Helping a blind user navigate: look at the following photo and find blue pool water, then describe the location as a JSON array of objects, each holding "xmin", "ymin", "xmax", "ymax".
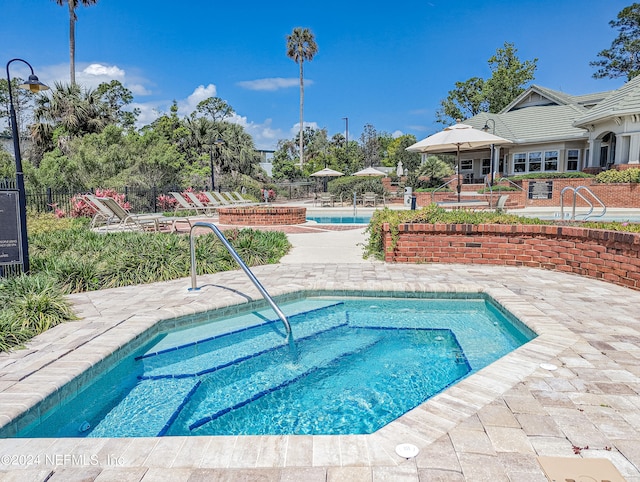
[
  {"xmin": 307, "ymin": 215, "xmax": 371, "ymax": 224},
  {"xmin": 15, "ymin": 294, "xmax": 535, "ymax": 438}
]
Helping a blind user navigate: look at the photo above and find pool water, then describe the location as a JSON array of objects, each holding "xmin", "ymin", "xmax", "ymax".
[
  {"xmin": 307, "ymin": 215, "xmax": 371, "ymax": 224},
  {"xmin": 15, "ymin": 295, "xmax": 535, "ymax": 438}
]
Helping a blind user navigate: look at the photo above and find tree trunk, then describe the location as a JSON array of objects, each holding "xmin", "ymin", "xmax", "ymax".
[
  {"xmin": 69, "ymin": 2, "xmax": 76, "ymax": 85},
  {"xmin": 299, "ymin": 59, "xmax": 304, "ymax": 167}
]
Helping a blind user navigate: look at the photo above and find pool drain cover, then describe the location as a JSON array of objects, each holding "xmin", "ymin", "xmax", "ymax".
[
  {"xmin": 395, "ymin": 443, "xmax": 419, "ymax": 459},
  {"xmin": 537, "ymin": 456, "xmax": 625, "ymax": 482}
]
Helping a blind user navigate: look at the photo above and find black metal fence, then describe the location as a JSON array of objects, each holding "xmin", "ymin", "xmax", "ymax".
[{"xmin": 0, "ymin": 180, "xmax": 317, "ymax": 215}]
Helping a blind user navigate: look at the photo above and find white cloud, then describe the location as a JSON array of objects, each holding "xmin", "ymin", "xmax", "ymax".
[
  {"xmin": 178, "ymin": 84, "xmax": 217, "ymax": 116},
  {"xmin": 37, "ymin": 62, "xmax": 152, "ymax": 95},
  {"xmin": 237, "ymin": 77, "xmax": 302, "ymax": 91},
  {"xmin": 391, "ymin": 130, "xmax": 404, "ymax": 138}
]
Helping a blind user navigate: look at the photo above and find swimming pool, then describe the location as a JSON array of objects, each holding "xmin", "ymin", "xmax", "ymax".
[
  {"xmin": 13, "ymin": 293, "xmax": 535, "ymax": 438},
  {"xmin": 307, "ymin": 215, "xmax": 371, "ymax": 224}
]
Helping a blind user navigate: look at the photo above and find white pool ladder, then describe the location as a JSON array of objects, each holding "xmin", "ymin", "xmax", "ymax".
[
  {"xmin": 559, "ymin": 186, "xmax": 606, "ymax": 221},
  {"xmin": 188, "ymin": 221, "xmax": 294, "ymax": 348}
]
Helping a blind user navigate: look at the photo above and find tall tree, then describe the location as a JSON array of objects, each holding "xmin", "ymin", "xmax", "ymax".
[
  {"xmin": 54, "ymin": 0, "xmax": 99, "ymax": 84},
  {"xmin": 436, "ymin": 42, "xmax": 537, "ymax": 125},
  {"xmin": 286, "ymin": 27, "xmax": 318, "ymax": 166},
  {"xmin": 591, "ymin": 3, "xmax": 640, "ymax": 80},
  {"xmin": 483, "ymin": 42, "xmax": 537, "ymax": 113}
]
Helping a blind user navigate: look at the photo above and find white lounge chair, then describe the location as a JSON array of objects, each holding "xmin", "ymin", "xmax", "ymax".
[
  {"xmin": 184, "ymin": 191, "xmax": 219, "ymax": 215},
  {"xmin": 89, "ymin": 196, "xmax": 174, "ymax": 232},
  {"xmin": 169, "ymin": 192, "xmax": 210, "ymax": 215}
]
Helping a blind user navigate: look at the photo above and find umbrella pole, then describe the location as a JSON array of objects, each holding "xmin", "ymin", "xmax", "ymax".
[{"xmin": 457, "ymin": 145, "xmax": 461, "ymax": 203}]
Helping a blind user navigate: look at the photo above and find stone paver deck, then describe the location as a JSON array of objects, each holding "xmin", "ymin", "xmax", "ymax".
[{"xmin": 1, "ymin": 223, "xmax": 640, "ymax": 480}]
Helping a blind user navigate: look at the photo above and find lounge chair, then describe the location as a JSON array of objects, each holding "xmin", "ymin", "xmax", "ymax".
[
  {"xmin": 90, "ymin": 196, "xmax": 175, "ymax": 232},
  {"xmin": 169, "ymin": 192, "xmax": 210, "ymax": 215},
  {"xmin": 208, "ymin": 191, "xmax": 234, "ymax": 206},
  {"xmin": 184, "ymin": 191, "xmax": 218, "ymax": 215},
  {"xmin": 227, "ymin": 191, "xmax": 254, "ymax": 204}
]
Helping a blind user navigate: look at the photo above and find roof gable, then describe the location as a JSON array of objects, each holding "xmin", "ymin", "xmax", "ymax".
[
  {"xmin": 501, "ymin": 85, "xmax": 572, "ymax": 113},
  {"xmin": 574, "ymin": 75, "xmax": 640, "ymax": 127}
]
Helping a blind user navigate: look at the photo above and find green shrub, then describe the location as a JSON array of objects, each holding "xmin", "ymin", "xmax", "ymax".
[
  {"xmin": 595, "ymin": 168, "xmax": 640, "ymax": 183},
  {"xmin": 0, "ymin": 273, "xmax": 76, "ymax": 351},
  {"xmin": 328, "ymin": 176, "xmax": 386, "ymax": 200}
]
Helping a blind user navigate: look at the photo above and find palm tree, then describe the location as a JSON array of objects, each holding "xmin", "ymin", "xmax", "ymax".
[
  {"xmin": 286, "ymin": 27, "xmax": 318, "ymax": 166},
  {"xmin": 54, "ymin": 0, "xmax": 99, "ymax": 84}
]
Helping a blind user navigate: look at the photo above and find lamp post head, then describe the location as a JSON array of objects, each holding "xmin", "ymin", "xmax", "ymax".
[
  {"xmin": 482, "ymin": 118, "xmax": 495, "ymax": 133},
  {"xmin": 19, "ymin": 74, "xmax": 49, "ymax": 93}
]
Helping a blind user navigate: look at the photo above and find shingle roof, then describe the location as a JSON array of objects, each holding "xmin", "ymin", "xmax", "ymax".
[
  {"xmin": 574, "ymin": 75, "xmax": 640, "ymax": 126},
  {"xmin": 465, "ymin": 104, "xmax": 589, "ymax": 145}
]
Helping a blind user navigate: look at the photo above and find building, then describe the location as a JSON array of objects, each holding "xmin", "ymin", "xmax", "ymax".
[{"xmin": 459, "ymin": 75, "xmax": 640, "ymax": 181}]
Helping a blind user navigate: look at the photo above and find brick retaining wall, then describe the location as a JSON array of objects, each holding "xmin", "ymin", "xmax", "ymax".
[
  {"xmin": 218, "ymin": 206, "xmax": 306, "ymax": 225},
  {"xmin": 383, "ymin": 223, "xmax": 640, "ymax": 290}
]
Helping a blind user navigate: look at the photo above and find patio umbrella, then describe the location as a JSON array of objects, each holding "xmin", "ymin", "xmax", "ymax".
[
  {"xmin": 310, "ymin": 167, "xmax": 343, "ymax": 191},
  {"xmin": 406, "ymin": 122, "xmax": 512, "ymax": 202},
  {"xmin": 353, "ymin": 167, "xmax": 386, "ymax": 176}
]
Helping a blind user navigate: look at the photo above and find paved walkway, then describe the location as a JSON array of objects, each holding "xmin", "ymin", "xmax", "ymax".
[{"xmin": 1, "ymin": 214, "xmax": 640, "ymax": 481}]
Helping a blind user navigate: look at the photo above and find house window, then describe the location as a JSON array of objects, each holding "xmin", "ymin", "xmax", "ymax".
[
  {"xmin": 567, "ymin": 149, "xmax": 579, "ymax": 171},
  {"xmin": 514, "ymin": 153, "xmax": 526, "ymax": 173},
  {"xmin": 544, "ymin": 151, "xmax": 558, "ymax": 171},
  {"xmin": 481, "ymin": 158, "xmax": 491, "ymax": 175},
  {"xmin": 460, "ymin": 159, "xmax": 473, "ymax": 171},
  {"xmin": 529, "ymin": 151, "xmax": 542, "ymax": 172}
]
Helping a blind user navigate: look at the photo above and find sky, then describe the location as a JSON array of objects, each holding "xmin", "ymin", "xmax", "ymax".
[{"xmin": 1, "ymin": 0, "xmax": 634, "ymax": 151}]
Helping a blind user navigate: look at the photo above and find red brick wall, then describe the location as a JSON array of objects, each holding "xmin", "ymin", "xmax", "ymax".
[
  {"xmin": 411, "ymin": 178, "xmax": 640, "ymax": 209},
  {"xmin": 383, "ymin": 223, "xmax": 640, "ymax": 290},
  {"xmin": 218, "ymin": 207, "xmax": 306, "ymax": 225}
]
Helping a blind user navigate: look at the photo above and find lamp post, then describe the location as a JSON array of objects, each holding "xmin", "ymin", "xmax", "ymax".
[
  {"xmin": 482, "ymin": 118, "xmax": 496, "ymax": 185},
  {"xmin": 209, "ymin": 138, "xmax": 224, "ymax": 191},
  {"xmin": 6, "ymin": 58, "xmax": 49, "ymax": 274}
]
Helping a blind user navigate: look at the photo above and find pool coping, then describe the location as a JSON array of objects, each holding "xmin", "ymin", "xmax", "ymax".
[{"xmin": 0, "ymin": 264, "xmax": 582, "ymax": 474}]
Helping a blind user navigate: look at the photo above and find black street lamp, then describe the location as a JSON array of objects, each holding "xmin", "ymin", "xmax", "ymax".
[
  {"xmin": 209, "ymin": 138, "xmax": 224, "ymax": 191},
  {"xmin": 482, "ymin": 118, "xmax": 496, "ymax": 185},
  {"xmin": 6, "ymin": 58, "xmax": 49, "ymax": 273}
]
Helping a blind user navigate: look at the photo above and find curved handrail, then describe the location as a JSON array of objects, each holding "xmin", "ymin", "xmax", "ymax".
[
  {"xmin": 431, "ymin": 178, "xmax": 457, "ymax": 203},
  {"xmin": 559, "ymin": 186, "xmax": 606, "ymax": 221},
  {"xmin": 189, "ymin": 222, "xmax": 294, "ymax": 348}
]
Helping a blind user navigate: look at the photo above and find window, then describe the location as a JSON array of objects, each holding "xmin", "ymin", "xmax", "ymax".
[
  {"xmin": 567, "ymin": 149, "xmax": 579, "ymax": 171},
  {"xmin": 514, "ymin": 153, "xmax": 526, "ymax": 173},
  {"xmin": 481, "ymin": 158, "xmax": 491, "ymax": 175},
  {"xmin": 460, "ymin": 159, "xmax": 473, "ymax": 171},
  {"xmin": 529, "ymin": 151, "xmax": 542, "ymax": 172},
  {"xmin": 544, "ymin": 151, "xmax": 558, "ymax": 171}
]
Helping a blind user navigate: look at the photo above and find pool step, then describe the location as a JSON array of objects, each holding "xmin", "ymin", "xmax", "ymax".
[
  {"xmin": 138, "ymin": 303, "xmax": 348, "ymax": 379},
  {"xmin": 181, "ymin": 329, "xmax": 382, "ymax": 434},
  {"xmin": 139, "ymin": 300, "xmax": 345, "ymax": 357},
  {"xmin": 88, "ymin": 378, "xmax": 201, "ymax": 437}
]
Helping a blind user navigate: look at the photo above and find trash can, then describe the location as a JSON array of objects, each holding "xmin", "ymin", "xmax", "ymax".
[{"xmin": 403, "ymin": 187, "xmax": 413, "ymax": 208}]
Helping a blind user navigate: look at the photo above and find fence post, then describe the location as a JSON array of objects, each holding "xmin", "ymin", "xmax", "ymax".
[{"xmin": 46, "ymin": 187, "xmax": 52, "ymax": 211}]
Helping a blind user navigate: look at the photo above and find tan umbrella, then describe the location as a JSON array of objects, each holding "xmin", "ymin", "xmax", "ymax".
[
  {"xmin": 353, "ymin": 167, "xmax": 386, "ymax": 176},
  {"xmin": 406, "ymin": 122, "xmax": 512, "ymax": 202},
  {"xmin": 310, "ymin": 167, "xmax": 343, "ymax": 191}
]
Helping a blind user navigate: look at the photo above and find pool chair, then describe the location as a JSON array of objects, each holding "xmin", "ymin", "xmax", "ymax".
[
  {"xmin": 184, "ymin": 191, "xmax": 219, "ymax": 215},
  {"xmin": 89, "ymin": 196, "xmax": 175, "ymax": 232},
  {"xmin": 494, "ymin": 194, "xmax": 509, "ymax": 213},
  {"xmin": 227, "ymin": 191, "xmax": 255, "ymax": 204},
  {"xmin": 207, "ymin": 190, "xmax": 235, "ymax": 206},
  {"xmin": 362, "ymin": 192, "xmax": 378, "ymax": 207},
  {"xmin": 169, "ymin": 192, "xmax": 210, "ymax": 215},
  {"xmin": 317, "ymin": 192, "xmax": 335, "ymax": 207}
]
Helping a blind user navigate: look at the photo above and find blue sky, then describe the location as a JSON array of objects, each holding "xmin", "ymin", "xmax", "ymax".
[{"xmin": 1, "ymin": 0, "xmax": 633, "ymax": 150}]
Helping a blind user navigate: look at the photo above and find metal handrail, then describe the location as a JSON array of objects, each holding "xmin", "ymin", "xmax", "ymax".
[
  {"xmin": 431, "ymin": 178, "xmax": 457, "ymax": 203},
  {"xmin": 189, "ymin": 222, "xmax": 294, "ymax": 348},
  {"xmin": 559, "ymin": 186, "xmax": 606, "ymax": 221}
]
